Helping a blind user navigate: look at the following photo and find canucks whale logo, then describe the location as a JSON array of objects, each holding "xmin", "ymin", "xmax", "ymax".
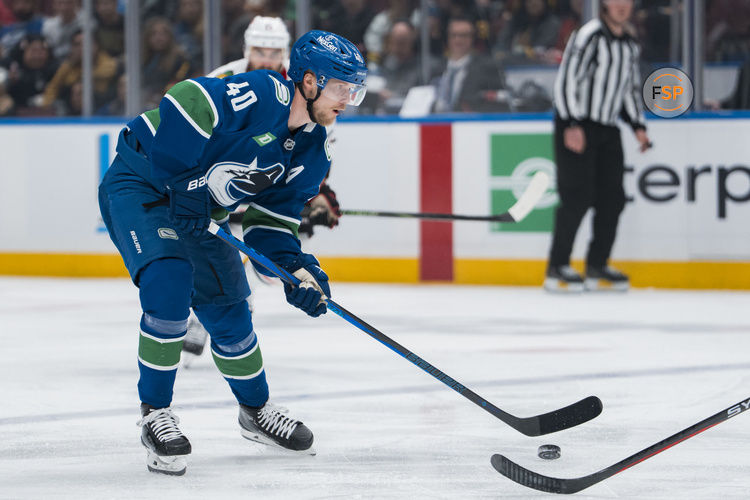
[{"xmin": 206, "ymin": 158, "xmax": 285, "ymax": 207}]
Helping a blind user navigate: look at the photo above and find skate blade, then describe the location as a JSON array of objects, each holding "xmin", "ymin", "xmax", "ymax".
[
  {"xmin": 584, "ymin": 278, "xmax": 629, "ymax": 292},
  {"xmin": 543, "ymin": 277, "xmax": 584, "ymax": 293},
  {"xmin": 145, "ymin": 450, "xmax": 188, "ymax": 476},
  {"xmin": 240, "ymin": 428, "xmax": 316, "ymax": 456}
]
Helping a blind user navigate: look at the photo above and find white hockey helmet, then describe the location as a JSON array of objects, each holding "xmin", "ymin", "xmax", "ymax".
[{"xmin": 243, "ymin": 16, "xmax": 290, "ymax": 57}]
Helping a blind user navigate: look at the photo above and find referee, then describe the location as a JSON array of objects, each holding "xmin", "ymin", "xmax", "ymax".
[{"xmin": 544, "ymin": 0, "xmax": 651, "ymax": 293}]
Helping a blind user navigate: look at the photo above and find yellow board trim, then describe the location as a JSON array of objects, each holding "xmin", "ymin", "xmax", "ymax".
[
  {"xmin": 318, "ymin": 257, "xmax": 419, "ymax": 283},
  {"xmin": 0, "ymin": 253, "xmax": 129, "ymax": 277},
  {"xmin": 1, "ymin": 253, "xmax": 749, "ymax": 289},
  {"xmin": 455, "ymin": 259, "xmax": 750, "ymax": 290}
]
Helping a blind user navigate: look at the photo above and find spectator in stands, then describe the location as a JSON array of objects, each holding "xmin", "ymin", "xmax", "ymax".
[
  {"xmin": 364, "ymin": 0, "xmax": 419, "ymax": 68},
  {"xmin": 42, "ymin": 29, "xmax": 119, "ymax": 113},
  {"xmin": 42, "ymin": 0, "xmax": 82, "ymax": 60},
  {"xmin": 60, "ymin": 77, "xmax": 81, "ymax": 114},
  {"xmin": 633, "ymin": 0, "xmax": 672, "ymax": 63},
  {"xmin": 0, "ymin": 0, "xmax": 43, "ymax": 60},
  {"xmin": 706, "ymin": 0, "xmax": 750, "ymax": 62},
  {"xmin": 141, "ymin": 16, "xmax": 190, "ymax": 110},
  {"xmin": 141, "ymin": 0, "xmax": 178, "ymax": 20},
  {"xmin": 94, "ymin": 0, "xmax": 124, "ymax": 59},
  {"xmin": 0, "ymin": 72, "xmax": 12, "ymax": 115},
  {"xmin": 0, "ymin": 0, "xmax": 17, "ymax": 25},
  {"xmin": 222, "ymin": 0, "xmax": 252, "ymax": 62},
  {"xmin": 174, "ymin": 0, "xmax": 203, "ymax": 75},
  {"xmin": 555, "ymin": 0, "xmax": 583, "ymax": 51},
  {"xmin": 494, "ymin": 0, "xmax": 560, "ymax": 65},
  {"xmin": 314, "ymin": 0, "xmax": 376, "ymax": 58},
  {"xmin": 4, "ymin": 33, "xmax": 56, "ymax": 114},
  {"xmin": 365, "ymin": 20, "xmax": 440, "ymax": 115},
  {"xmin": 432, "ymin": 0, "xmax": 491, "ymax": 54},
  {"xmin": 95, "ymin": 70, "xmax": 124, "ymax": 115},
  {"xmin": 433, "ymin": 17, "xmax": 508, "ymax": 113}
]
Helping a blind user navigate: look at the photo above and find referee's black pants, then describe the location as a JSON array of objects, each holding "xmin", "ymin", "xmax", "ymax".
[{"xmin": 548, "ymin": 118, "xmax": 626, "ymax": 269}]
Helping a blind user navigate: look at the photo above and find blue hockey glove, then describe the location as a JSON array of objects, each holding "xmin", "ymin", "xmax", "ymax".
[
  {"xmin": 166, "ymin": 167, "xmax": 211, "ymax": 237},
  {"xmin": 283, "ymin": 253, "xmax": 330, "ymax": 317}
]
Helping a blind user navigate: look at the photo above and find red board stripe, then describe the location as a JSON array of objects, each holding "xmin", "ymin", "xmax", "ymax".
[{"xmin": 419, "ymin": 124, "xmax": 453, "ymax": 281}]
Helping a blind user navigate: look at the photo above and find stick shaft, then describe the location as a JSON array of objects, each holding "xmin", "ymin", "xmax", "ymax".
[
  {"xmin": 209, "ymin": 221, "xmax": 601, "ymax": 436},
  {"xmin": 209, "ymin": 223, "xmax": 513, "ymax": 420},
  {"xmin": 341, "ymin": 209, "xmax": 513, "ymax": 222},
  {"xmin": 342, "ymin": 171, "xmax": 549, "ymax": 223}
]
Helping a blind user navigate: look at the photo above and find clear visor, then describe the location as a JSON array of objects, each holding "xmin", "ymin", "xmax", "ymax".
[
  {"xmin": 321, "ymin": 79, "xmax": 367, "ymax": 106},
  {"xmin": 247, "ymin": 46, "xmax": 285, "ymax": 62}
]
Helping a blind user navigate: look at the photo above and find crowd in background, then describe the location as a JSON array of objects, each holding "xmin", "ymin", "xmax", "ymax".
[{"xmin": 0, "ymin": 0, "xmax": 749, "ymax": 117}]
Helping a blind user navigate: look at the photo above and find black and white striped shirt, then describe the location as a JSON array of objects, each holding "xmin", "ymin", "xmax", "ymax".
[{"xmin": 554, "ymin": 18, "xmax": 646, "ymax": 130}]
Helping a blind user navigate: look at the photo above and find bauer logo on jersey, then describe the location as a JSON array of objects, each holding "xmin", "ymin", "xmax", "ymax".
[
  {"xmin": 206, "ymin": 158, "xmax": 285, "ymax": 207},
  {"xmin": 490, "ymin": 133, "xmax": 556, "ymax": 233}
]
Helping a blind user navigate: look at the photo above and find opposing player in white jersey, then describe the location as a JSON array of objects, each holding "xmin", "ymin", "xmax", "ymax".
[
  {"xmin": 210, "ymin": 16, "xmax": 291, "ymax": 79},
  {"xmin": 182, "ymin": 17, "xmax": 341, "ymax": 363}
]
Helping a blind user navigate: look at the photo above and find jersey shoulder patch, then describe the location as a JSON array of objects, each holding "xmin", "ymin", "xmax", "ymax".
[{"xmin": 268, "ymin": 74, "xmax": 291, "ymax": 106}]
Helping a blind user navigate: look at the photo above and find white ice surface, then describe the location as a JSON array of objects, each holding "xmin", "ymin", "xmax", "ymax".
[{"xmin": 0, "ymin": 277, "xmax": 748, "ymax": 499}]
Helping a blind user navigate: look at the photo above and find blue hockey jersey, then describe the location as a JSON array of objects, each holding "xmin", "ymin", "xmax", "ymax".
[{"xmin": 125, "ymin": 70, "xmax": 332, "ymax": 269}]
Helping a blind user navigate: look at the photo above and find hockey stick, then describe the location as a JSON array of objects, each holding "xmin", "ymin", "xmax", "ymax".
[
  {"xmin": 209, "ymin": 221, "xmax": 601, "ymax": 436},
  {"xmin": 491, "ymin": 395, "xmax": 750, "ymax": 494},
  {"xmin": 342, "ymin": 171, "xmax": 550, "ymax": 223}
]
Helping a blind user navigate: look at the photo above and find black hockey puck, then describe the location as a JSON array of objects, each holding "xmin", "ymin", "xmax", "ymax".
[{"xmin": 538, "ymin": 444, "xmax": 561, "ymax": 460}]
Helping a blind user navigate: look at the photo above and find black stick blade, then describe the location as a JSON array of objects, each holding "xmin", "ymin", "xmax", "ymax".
[
  {"xmin": 491, "ymin": 454, "xmax": 580, "ymax": 494},
  {"xmin": 531, "ymin": 396, "xmax": 603, "ymax": 436},
  {"xmin": 493, "ymin": 397, "xmax": 750, "ymax": 494}
]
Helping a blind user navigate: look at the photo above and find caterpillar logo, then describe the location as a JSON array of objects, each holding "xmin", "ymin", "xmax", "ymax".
[
  {"xmin": 624, "ymin": 164, "xmax": 750, "ymax": 219},
  {"xmin": 490, "ymin": 133, "xmax": 556, "ymax": 233}
]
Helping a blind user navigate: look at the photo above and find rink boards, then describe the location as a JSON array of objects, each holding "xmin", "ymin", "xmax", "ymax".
[{"xmin": 0, "ymin": 114, "xmax": 748, "ymax": 289}]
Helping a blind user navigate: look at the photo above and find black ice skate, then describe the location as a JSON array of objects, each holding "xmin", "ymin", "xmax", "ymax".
[
  {"xmin": 181, "ymin": 314, "xmax": 209, "ymax": 367},
  {"xmin": 138, "ymin": 404, "xmax": 192, "ymax": 475},
  {"xmin": 543, "ymin": 265, "xmax": 584, "ymax": 293},
  {"xmin": 585, "ymin": 265, "xmax": 629, "ymax": 292},
  {"xmin": 239, "ymin": 402, "xmax": 315, "ymax": 455}
]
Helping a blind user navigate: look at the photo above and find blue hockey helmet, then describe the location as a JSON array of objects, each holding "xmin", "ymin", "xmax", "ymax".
[{"xmin": 288, "ymin": 30, "xmax": 368, "ymax": 106}]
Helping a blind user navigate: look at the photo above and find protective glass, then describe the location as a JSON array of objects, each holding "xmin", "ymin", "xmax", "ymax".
[{"xmin": 321, "ymin": 79, "xmax": 367, "ymax": 106}]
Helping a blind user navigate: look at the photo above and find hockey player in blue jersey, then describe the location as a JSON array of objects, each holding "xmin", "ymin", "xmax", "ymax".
[
  {"xmin": 98, "ymin": 30, "xmax": 367, "ymax": 475},
  {"xmin": 181, "ymin": 16, "xmax": 343, "ymax": 364}
]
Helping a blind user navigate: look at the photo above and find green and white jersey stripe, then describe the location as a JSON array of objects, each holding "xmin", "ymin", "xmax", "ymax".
[
  {"xmin": 138, "ymin": 330, "xmax": 185, "ymax": 371},
  {"xmin": 140, "ymin": 109, "xmax": 160, "ymax": 135},
  {"xmin": 212, "ymin": 343, "xmax": 265, "ymax": 380},
  {"xmin": 164, "ymin": 79, "xmax": 219, "ymax": 138},
  {"xmin": 241, "ymin": 202, "xmax": 300, "ymax": 238}
]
